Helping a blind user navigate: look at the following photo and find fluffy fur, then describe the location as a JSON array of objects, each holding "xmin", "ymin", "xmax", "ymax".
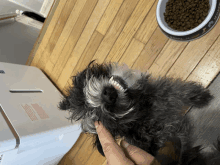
[{"xmin": 58, "ymin": 61, "xmax": 220, "ymax": 164}]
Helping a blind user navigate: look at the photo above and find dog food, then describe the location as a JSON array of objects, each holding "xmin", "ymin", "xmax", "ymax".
[{"xmin": 164, "ymin": 0, "xmax": 210, "ymax": 31}]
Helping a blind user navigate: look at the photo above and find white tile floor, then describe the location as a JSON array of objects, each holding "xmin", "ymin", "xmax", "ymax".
[
  {"xmin": 0, "ymin": 0, "xmax": 52, "ymax": 65},
  {"xmin": 0, "ymin": 0, "xmax": 30, "ymax": 14},
  {"xmin": 6, "ymin": 0, "xmax": 54, "ymax": 17}
]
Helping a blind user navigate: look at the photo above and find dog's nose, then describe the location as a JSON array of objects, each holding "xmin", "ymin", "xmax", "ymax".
[{"xmin": 102, "ymin": 86, "xmax": 118, "ymax": 104}]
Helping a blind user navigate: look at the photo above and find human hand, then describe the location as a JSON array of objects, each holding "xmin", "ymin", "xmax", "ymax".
[{"xmin": 94, "ymin": 121, "xmax": 157, "ymax": 165}]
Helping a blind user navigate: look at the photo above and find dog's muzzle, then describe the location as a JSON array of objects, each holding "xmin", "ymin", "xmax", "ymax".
[
  {"xmin": 101, "ymin": 76, "xmax": 127, "ymax": 105},
  {"xmin": 102, "ymin": 86, "xmax": 118, "ymax": 104}
]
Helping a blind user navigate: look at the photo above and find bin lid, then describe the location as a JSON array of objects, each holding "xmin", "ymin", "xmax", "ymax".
[
  {"xmin": 0, "ymin": 62, "xmax": 81, "ymax": 153},
  {"xmin": 0, "ymin": 105, "xmax": 17, "ymax": 153}
]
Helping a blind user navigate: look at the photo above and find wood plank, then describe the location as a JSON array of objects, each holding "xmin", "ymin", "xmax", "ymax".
[
  {"xmin": 43, "ymin": 0, "xmax": 87, "ymax": 76},
  {"xmin": 96, "ymin": 0, "xmax": 124, "ymax": 35},
  {"xmin": 84, "ymin": 149, "xmax": 106, "ymax": 165},
  {"xmin": 42, "ymin": 0, "xmax": 98, "ymax": 84},
  {"xmin": 132, "ymin": 26, "xmax": 168, "ymax": 72},
  {"xmin": 118, "ymin": 38, "xmax": 145, "ymax": 67},
  {"xmin": 102, "ymin": 160, "xmax": 107, "ymax": 165},
  {"xmin": 26, "ymin": 0, "xmax": 56, "ymax": 66},
  {"xmin": 36, "ymin": 0, "xmax": 77, "ymax": 70},
  {"xmin": 134, "ymin": 0, "xmax": 158, "ymax": 44},
  {"xmin": 30, "ymin": 0, "xmax": 68, "ymax": 67},
  {"xmin": 167, "ymin": 21, "xmax": 220, "ymax": 80},
  {"xmin": 92, "ymin": 0, "xmax": 140, "ymax": 63},
  {"xmin": 148, "ymin": 40, "xmax": 188, "ymax": 77},
  {"xmin": 105, "ymin": 0, "xmax": 155, "ymax": 62},
  {"xmin": 57, "ymin": 0, "xmax": 110, "ymax": 90},
  {"xmin": 187, "ymin": 35, "xmax": 220, "ymax": 87},
  {"xmin": 48, "ymin": 0, "xmax": 87, "ymax": 65},
  {"xmin": 58, "ymin": 133, "xmax": 88, "ymax": 165},
  {"xmin": 71, "ymin": 135, "xmax": 96, "ymax": 165},
  {"xmin": 64, "ymin": 31, "xmax": 104, "ymax": 90}
]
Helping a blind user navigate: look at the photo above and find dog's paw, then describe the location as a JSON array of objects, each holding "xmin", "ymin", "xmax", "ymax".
[{"xmin": 189, "ymin": 89, "xmax": 213, "ymax": 108}]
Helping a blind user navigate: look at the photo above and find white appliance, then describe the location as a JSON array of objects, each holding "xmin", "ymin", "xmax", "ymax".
[{"xmin": 0, "ymin": 62, "xmax": 81, "ymax": 165}]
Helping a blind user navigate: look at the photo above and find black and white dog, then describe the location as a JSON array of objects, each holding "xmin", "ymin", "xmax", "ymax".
[{"xmin": 58, "ymin": 61, "xmax": 220, "ymax": 164}]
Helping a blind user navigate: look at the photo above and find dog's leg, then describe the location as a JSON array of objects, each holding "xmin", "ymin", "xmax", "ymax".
[
  {"xmin": 182, "ymin": 82, "xmax": 213, "ymax": 108},
  {"xmin": 153, "ymin": 78, "xmax": 213, "ymax": 108}
]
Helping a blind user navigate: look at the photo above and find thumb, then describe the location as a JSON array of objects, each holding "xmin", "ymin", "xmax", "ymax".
[
  {"xmin": 95, "ymin": 121, "xmax": 134, "ymax": 165},
  {"xmin": 120, "ymin": 140, "xmax": 155, "ymax": 165}
]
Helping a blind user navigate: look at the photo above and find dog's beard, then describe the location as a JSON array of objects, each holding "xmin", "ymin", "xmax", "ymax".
[
  {"xmin": 81, "ymin": 110, "xmax": 98, "ymax": 134},
  {"xmin": 84, "ymin": 76, "xmax": 109, "ymax": 108}
]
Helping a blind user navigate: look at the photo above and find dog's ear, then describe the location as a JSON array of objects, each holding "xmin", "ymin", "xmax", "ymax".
[
  {"xmin": 58, "ymin": 96, "xmax": 71, "ymax": 110},
  {"xmin": 154, "ymin": 137, "xmax": 182, "ymax": 165},
  {"xmin": 58, "ymin": 70, "xmax": 89, "ymax": 121}
]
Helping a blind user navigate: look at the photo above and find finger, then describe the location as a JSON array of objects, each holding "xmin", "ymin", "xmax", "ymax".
[
  {"xmin": 95, "ymin": 121, "xmax": 134, "ymax": 165},
  {"xmin": 121, "ymin": 140, "xmax": 155, "ymax": 165}
]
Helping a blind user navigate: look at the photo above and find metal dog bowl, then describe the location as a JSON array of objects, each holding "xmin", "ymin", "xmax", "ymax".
[{"xmin": 156, "ymin": 0, "xmax": 220, "ymax": 41}]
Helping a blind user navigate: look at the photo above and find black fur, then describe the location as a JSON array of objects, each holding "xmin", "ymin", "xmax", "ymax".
[{"xmin": 58, "ymin": 62, "xmax": 220, "ymax": 164}]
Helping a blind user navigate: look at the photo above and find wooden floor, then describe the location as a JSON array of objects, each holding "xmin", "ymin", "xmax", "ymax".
[{"xmin": 26, "ymin": 0, "xmax": 220, "ymax": 164}]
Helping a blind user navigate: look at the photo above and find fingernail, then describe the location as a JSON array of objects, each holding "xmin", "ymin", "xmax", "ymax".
[
  {"xmin": 94, "ymin": 121, "xmax": 99, "ymax": 129},
  {"xmin": 122, "ymin": 141, "xmax": 129, "ymax": 148}
]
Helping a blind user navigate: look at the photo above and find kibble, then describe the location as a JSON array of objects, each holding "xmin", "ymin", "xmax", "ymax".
[{"xmin": 164, "ymin": 0, "xmax": 210, "ymax": 31}]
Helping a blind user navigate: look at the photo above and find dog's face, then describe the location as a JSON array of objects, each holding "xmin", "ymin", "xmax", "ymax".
[{"xmin": 59, "ymin": 62, "xmax": 148, "ymax": 134}]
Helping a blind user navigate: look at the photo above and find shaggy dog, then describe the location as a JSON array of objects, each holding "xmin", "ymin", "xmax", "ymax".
[{"xmin": 58, "ymin": 61, "xmax": 220, "ymax": 164}]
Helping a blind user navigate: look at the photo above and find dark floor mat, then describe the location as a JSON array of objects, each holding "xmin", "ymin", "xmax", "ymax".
[{"xmin": 186, "ymin": 72, "xmax": 220, "ymax": 150}]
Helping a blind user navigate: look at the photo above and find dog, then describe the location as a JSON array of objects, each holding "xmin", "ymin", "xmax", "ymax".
[{"xmin": 58, "ymin": 61, "xmax": 220, "ymax": 164}]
